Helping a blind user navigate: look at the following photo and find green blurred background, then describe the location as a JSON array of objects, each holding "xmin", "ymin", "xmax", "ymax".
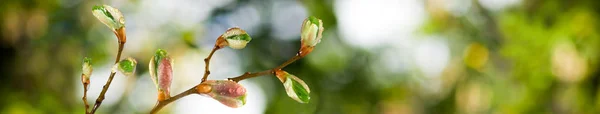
[{"xmin": 1, "ymin": 0, "xmax": 600, "ymax": 113}]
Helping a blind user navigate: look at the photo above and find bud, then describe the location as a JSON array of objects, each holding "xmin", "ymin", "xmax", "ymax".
[
  {"xmin": 275, "ymin": 70, "xmax": 310, "ymax": 103},
  {"xmin": 200, "ymin": 80, "xmax": 247, "ymax": 108},
  {"xmin": 92, "ymin": 5, "xmax": 125, "ymax": 31},
  {"xmin": 149, "ymin": 49, "xmax": 173, "ymax": 99},
  {"xmin": 299, "ymin": 16, "xmax": 324, "ymax": 57},
  {"xmin": 113, "ymin": 57, "xmax": 137, "ymax": 77},
  {"xmin": 301, "ymin": 16, "xmax": 324, "ymax": 47},
  {"xmin": 81, "ymin": 57, "xmax": 93, "ymax": 84},
  {"xmin": 92, "ymin": 5, "xmax": 127, "ymax": 43},
  {"xmin": 217, "ymin": 27, "xmax": 252, "ymax": 49}
]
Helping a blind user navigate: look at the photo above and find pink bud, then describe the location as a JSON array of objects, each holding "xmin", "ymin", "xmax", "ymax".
[
  {"xmin": 157, "ymin": 57, "xmax": 173, "ymax": 97},
  {"xmin": 201, "ymin": 80, "xmax": 247, "ymax": 108}
]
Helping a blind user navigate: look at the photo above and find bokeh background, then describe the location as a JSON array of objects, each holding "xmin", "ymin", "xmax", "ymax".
[{"xmin": 1, "ymin": 0, "xmax": 600, "ymax": 113}]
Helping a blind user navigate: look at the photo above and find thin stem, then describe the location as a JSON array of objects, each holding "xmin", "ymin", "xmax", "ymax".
[
  {"xmin": 90, "ymin": 41, "xmax": 125, "ymax": 114},
  {"xmin": 275, "ymin": 54, "xmax": 302, "ymax": 70},
  {"xmin": 228, "ymin": 54, "xmax": 303, "ymax": 82},
  {"xmin": 150, "ymin": 86, "xmax": 198, "ymax": 114},
  {"xmin": 228, "ymin": 70, "xmax": 274, "ymax": 82},
  {"xmin": 201, "ymin": 46, "xmax": 220, "ymax": 82},
  {"xmin": 115, "ymin": 42, "xmax": 124, "ymax": 63},
  {"xmin": 82, "ymin": 77, "xmax": 90, "ymax": 114}
]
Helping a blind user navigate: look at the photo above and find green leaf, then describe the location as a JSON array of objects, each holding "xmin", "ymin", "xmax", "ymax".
[
  {"xmin": 276, "ymin": 70, "xmax": 310, "ymax": 103},
  {"xmin": 307, "ymin": 16, "xmax": 321, "ymax": 26},
  {"xmin": 284, "ymin": 76, "xmax": 311, "ymax": 103},
  {"xmin": 290, "ymin": 77, "xmax": 310, "ymax": 102},
  {"xmin": 92, "ymin": 6, "xmax": 114, "ymax": 21},
  {"xmin": 92, "ymin": 5, "xmax": 125, "ymax": 30},
  {"xmin": 238, "ymin": 94, "xmax": 247, "ymax": 105},
  {"xmin": 116, "ymin": 57, "xmax": 137, "ymax": 77},
  {"xmin": 225, "ymin": 32, "xmax": 252, "ymax": 41},
  {"xmin": 151, "ymin": 49, "xmax": 168, "ymax": 78}
]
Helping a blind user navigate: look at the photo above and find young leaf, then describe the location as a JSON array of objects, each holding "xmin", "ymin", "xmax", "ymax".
[
  {"xmin": 301, "ymin": 16, "xmax": 324, "ymax": 47},
  {"xmin": 114, "ymin": 57, "xmax": 137, "ymax": 77},
  {"xmin": 92, "ymin": 5, "xmax": 125, "ymax": 30},
  {"xmin": 275, "ymin": 70, "xmax": 311, "ymax": 103},
  {"xmin": 201, "ymin": 80, "xmax": 247, "ymax": 108},
  {"xmin": 219, "ymin": 27, "xmax": 252, "ymax": 49},
  {"xmin": 149, "ymin": 49, "xmax": 173, "ymax": 97},
  {"xmin": 81, "ymin": 57, "xmax": 93, "ymax": 82}
]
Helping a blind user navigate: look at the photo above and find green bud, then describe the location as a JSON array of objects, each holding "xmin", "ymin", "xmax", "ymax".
[
  {"xmin": 114, "ymin": 57, "xmax": 137, "ymax": 77},
  {"xmin": 149, "ymin": 49, "xmax": 173, "ymax": 96},
  {"xmin": 222, "ymin": 27, "xmax": 252, "ymax": 49},
  {"xmin": 275, "ymin": 70, "xmax": 310, "ymax": 103},
  {"xmin": 301, "ymin": 16, "xmax": 324, "ymax": 47},
  {"xmin": 82, "ymin": 57, "xmax": 93, "ymax": 80},
  {"xmin": 92, "ymin": 5, "xmax": 125, "ymax": 30}
]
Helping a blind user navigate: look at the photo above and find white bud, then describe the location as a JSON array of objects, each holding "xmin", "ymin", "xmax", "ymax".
[
  {"xmin": 82, "ymin": 57, "xmax": 93, "ymax": 80},
  {"xmin": 301, "ymin": 16, "xmax": 324, "ymax": 47},
  {"xmin": 221, "ymin": 27, "xmax": 252, "ymax": 49}
]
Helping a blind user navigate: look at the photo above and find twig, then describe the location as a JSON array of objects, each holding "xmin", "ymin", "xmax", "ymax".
[
  {"xmin": 228, "ymin": 53, "xmax": 303, "ymax": 82},
  {"xmin": 228, "ymin": 70, "xmax": 274, "ymax": 82},
  {"xmin": 201, "ymin": 46, "xmax": 220, "ymax": 82},
  {"xmin": 90, "ymin": 41, "xmax": 125, "ymax": 114},
  {"xmin": 150, "ymin": 85, "xmax": 199, "ymax": 114},
  {"xmin": 82, "ymin": 74, "xmax": 90, "ymax": 114},
  {"xmin": 148, "ymin": 52, "xmax": 304, "ymax": 113},
  {"xmin": 275, "ymin": 54, "xmax": 303, "ymax": 70}
]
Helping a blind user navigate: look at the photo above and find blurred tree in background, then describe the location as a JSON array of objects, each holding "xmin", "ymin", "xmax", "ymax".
[{"xmin": 1, "ymin": 0, "xmax": 600, "ymax": 114}]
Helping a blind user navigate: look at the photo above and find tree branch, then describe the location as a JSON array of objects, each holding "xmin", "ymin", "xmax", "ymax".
[
  {"xmin": 148, "ymin": 52, "xmax": 305, "ymax": 113},
  {"xmin": 228, "ymin": 70, "xmax": 274, "ymax": 82},
  {"xmin": 201, "ymin": 46, "xmax": 220, "ymax": 82},
  {"xmin": 228, "ymin": 53, "xmax": 303, "ymax": 82},
  {"xmin": 90, "ymin": 41, "xmax": 125, "ymax": 114},
  {"xmin": 82, "ymin": 75, "xmax": 90, "ymax": 114},
  {"xmin": 150, "ymin": 85, "xmax": 200, "ymax": 114},
  {"xmin": 275, "ymin": 54, "xmax": 303, "ymax": 70}
]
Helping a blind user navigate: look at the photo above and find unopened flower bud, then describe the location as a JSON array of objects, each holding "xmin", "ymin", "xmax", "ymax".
[
  {"xmin": 149, "ymin": 49, "xmax": 173, "ymax": 99},
  {"xmin": 114, "ymin": 57, "xmax": 137, "ymax": 77},
  {"xmin": 275, "ymin": 70, "xmax": 310, "ymax": 103},
  {"xmin": 201, "ymin": 80, "xmax": 247, "ymax": 108},
  {"xmin": 81, "ymin": 57, "xmax": 93, "ymax": 84},
  {"xmin": 301, "ymin": 16, "xmax": 324, "ymax": 47},
  {"xmin": 217, "ymin": 27, "xmax": 252, "ymax": 49}
]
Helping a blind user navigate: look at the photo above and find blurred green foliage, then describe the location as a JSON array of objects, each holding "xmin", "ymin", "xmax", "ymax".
[{"xmin": 1, "ymin": 0, "xmax": 600, "ymax": 114}]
